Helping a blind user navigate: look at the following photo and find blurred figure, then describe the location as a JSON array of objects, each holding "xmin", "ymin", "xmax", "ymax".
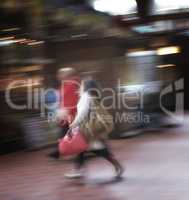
[
  {"xmin": 48, "ymin": 67, "xmax": 81, "ymax": 159},
  {"xmin": 65, "ymin": 79, "xmax": 123, "ymax": 178}
]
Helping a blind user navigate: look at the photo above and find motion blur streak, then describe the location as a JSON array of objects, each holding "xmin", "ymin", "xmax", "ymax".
[{"xmin": 0, "ymin": 0, "xmax": 187, "ymax": 200}]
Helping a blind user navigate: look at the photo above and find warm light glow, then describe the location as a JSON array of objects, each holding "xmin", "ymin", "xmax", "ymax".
[
  {"xmin": 9, "ymin": 78, "xmax": 43, "ymax": 89},
  {"xmin": 156, "ymin": 64, "xmax": 176, "ymax": 68},
  {"xmin": 157, "ymin": 46, "xmax": 180, "ymax": 55},
  {"xmin": 28, "ymin": 41, "xmax": 44, "ymax": 46},
  {"xmin": 93, "ymin": 0, "xmax": 137, "ymax": 15},
  {"xmin": 2, "ymin": 27, "xmax": 20, "ymax": 32},
  {"xmin": 9, "ymin": 65, "xmax": 43, "ymax": 73},
  {"xmin": 14, "ymin": 39, "xmax": 26, "ymax": 43},
  {"xmin": 0, "ymin": 36, "xmax": 15, "ymax": 41},
  {"xmin": 127, "ymin": 50, "xmax": 156, "ymax": 57}
]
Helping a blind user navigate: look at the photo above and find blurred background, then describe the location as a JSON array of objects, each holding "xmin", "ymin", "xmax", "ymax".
[{"xmin": 0, "ymin": 0, "xmax": 187, "ymax": 154}]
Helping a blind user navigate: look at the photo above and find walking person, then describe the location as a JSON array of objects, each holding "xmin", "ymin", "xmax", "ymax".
[
  {"xmin": 48, "ymin": 68, "xmax": 80, "ymax": 159},
  {"xmin": 65, "ymin": 79, "xmax": 123, "ymax": 178}
]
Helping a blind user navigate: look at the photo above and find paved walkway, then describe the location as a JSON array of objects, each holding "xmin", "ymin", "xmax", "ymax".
[{"xmin": 0, "ymin": 123, "xmax": 189, "ymax": 200}]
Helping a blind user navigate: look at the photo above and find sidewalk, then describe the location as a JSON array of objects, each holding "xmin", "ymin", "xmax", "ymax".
[{"xmin": 0, "ymin": 123, "xmax": 189, "ymax": 200}]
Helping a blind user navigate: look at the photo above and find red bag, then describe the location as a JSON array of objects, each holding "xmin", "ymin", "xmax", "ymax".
[{"xmin": 58, "ymin": 128, "xmax": 88, "ymax": 156}]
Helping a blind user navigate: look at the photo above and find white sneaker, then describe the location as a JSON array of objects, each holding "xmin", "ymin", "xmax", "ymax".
[{"xmin": 64, "ymin": 170, "xmax": 84, "ymax": 179}]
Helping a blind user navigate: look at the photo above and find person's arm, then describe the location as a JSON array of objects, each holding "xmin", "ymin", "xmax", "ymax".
[{"xmin": 70, "ymin": 93, "xmax": 91, "ymax": 128}]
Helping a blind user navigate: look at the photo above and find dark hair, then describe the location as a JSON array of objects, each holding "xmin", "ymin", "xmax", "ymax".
[{"xmin": 83, "ymin": 80, "xmax": 100, "ymax": 97}]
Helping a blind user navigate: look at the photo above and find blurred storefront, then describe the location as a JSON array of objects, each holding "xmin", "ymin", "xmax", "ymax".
[{"xmin": 0, "ymin": 0, "xmax": 187, "ymax": 153}]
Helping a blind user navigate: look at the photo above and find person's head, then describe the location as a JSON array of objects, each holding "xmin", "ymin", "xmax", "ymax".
[
  {"xmin": 81, "ymin": 79, "xmax": 100, "ymax": 97},
  {"xmin": 57, "ymin": 67, "xmax": 77, "ymax": 81}
]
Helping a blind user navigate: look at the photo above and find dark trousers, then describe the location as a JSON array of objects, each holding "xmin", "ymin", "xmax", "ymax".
[
  {"xmin": 59, "ymin": 123, "xmax": 70, "ymax": 138},
  {"xmin": 75, "ymin": 145, "xmax": 120, "ymax": 170}
]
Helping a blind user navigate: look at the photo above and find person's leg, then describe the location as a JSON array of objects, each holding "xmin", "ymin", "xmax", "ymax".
[
  {"xmin": 92, "ymin": 147, "xmax": 124, "ymax": 178},
  {"xmin": 75, "ymin": 152, "xmax": 86, "ymax": 169},
  {"xmin": 48, "ymin": 123, "xmax": 69, "ymax": 159},
  {"xmin": 64, "ymin": 152, "xmax": 86, "ymax": 178}
]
